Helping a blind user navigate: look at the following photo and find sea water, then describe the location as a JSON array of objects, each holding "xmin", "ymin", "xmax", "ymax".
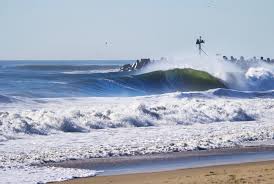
[{"xmin": 0, "ymin": 59, "xmax": 274, "ymax": 183}]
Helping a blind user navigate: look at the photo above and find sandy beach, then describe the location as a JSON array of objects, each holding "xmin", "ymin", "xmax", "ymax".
[{"xmin": 54, "ymin": 160, "xmax": 274, "ymax": 184}]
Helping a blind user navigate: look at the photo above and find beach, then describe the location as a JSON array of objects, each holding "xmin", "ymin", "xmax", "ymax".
[
  {"xmin": 54, "ymin": 160, "xmax": 274, "ymax": 184},
  {"xmin": 2, "ymin": 0, "xmax": 274, "ymax": 183}
]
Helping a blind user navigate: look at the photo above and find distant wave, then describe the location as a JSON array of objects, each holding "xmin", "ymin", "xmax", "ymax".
[
  {"xmin": 1, "ymin": 60, "xmax": 274, "ymax": 98},
  {"xmin": 11, "ymin": 64, "xmax": 120, "ymax": 71},
  {"xmin": 57, "ymin": 67, "xmax": 274, "ymax": 96},
  {"xmin": 67, "ymin": 68, "xmax": 226, "ymax": 96},
  {"xmin": 61, "ymin": 69, "xmax": 120, "ymax": 74}
]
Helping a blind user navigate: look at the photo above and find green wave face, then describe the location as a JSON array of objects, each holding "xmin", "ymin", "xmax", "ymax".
[
  {"xmin": 75, "ymin": 68, "xmax": 227, "ymax": 96},
  {"xmin": 133, "ymin": 68, "xmax": 227, "ymax": 92}
]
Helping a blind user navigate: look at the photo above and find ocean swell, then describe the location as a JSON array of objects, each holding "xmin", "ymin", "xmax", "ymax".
[{"xmin": 69, "ymin": 68, "xmax": 227, "ymax": 96}]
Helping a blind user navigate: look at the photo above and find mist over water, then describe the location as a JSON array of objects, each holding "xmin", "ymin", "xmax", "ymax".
[{"xmin": 139, "ymin": 55, "xmax": 274, "ymax": 91}]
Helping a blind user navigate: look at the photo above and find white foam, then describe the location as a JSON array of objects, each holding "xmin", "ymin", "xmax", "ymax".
[
  {"xmin": 1, "ymin": 92, "xmax": 274, "ymax": 183},
  {"xmin": 137, "ymin": 56, "xmax": 274, "ymax": 91},
  {"xmin": 0, "ymin": 166, "xmax": 96, "ymax": 184},
  {"xmin": 245, "ymin": 67, "xmax": 274, "ymax": 90},
  {"xmin": 62, "ymin": 69, "xmax": 119, "ymax": 74},
  {"xmin": 1, "ymin": 92, "xmax": 272, "ymax": 137}
]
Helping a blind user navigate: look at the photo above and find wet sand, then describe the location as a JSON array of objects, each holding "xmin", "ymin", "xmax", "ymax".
[{"xmin": 54, "ymin": 160, "xmax": 274, "ymax": 184}]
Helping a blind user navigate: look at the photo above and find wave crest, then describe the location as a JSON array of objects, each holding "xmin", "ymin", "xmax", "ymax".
[
  {"xmin": 245, "ymin": 67, "xmax": 274, "ymax": 90},
  {"xmin": 1, "ymin": 94, "xmax": 270, "ymax": 141}
]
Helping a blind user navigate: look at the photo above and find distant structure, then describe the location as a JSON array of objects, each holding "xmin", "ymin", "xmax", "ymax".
[
  {"xmin": 196, "ymin": 36, "xmax": 207, "ymax": 56},
  {"xmin": 221, "ymin": 55, "xmax": 274, "ymax": 69},
  {"xmin": 120, "ymin": 58, "xmax": 152, "ymax": 72},
  {"xmin": 120, "ymin": 57, "xmax": 167, "ymax": 72}
]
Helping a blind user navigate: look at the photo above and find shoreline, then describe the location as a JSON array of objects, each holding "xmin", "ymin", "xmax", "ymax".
[
  {"xmin": 49, "ymin": 145, "xmax": 274, "ymax": 170},
  {"xmin": 53, "ymin": 160, "xmax": 274, "ymax": 184},
  {"xmin": 48, "ymin": 145, "xmax": 274, "ymax": 183}
]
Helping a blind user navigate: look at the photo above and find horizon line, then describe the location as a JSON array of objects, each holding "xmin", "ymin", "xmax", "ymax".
[{"xmin": 0, "ymin": 59, "xmax": 136, "ymax": 61}]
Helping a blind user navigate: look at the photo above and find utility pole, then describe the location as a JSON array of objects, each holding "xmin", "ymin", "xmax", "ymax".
[{"xmin": 196, "ymin": 36, "xmax": 208, "ymax": 56}]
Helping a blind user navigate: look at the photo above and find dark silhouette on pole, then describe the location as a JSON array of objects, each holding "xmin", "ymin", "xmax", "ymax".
[{"xmin": 196, "ymin": 36, "xmax": 207, "ymax": 56}]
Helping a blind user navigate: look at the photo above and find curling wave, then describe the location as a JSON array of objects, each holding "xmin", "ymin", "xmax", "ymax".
[
  {"xmin": 71, "ymin": 68, "xmax": 227, "ymax": 96},
  {"xmin": 2, "ymin": 89, "xmax": 274, "ymax": 140}
]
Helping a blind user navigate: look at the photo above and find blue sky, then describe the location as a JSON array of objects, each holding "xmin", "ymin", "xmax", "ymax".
[{"xmin": 0, "ymin": 0, "xmax": 274, "ymax": 60}]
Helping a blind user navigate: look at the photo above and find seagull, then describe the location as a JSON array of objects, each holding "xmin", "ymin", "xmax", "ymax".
[{"xmin": 105, "ymin": 41, "xmax": 112, "ymax": 47}]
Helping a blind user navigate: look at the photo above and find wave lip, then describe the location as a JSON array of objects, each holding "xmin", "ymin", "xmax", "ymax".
[{"xmin": 210, "ymin": 88, "xmax": 274, "ymax": 98}]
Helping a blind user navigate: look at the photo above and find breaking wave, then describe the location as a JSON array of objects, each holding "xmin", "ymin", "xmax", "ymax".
[
  {"xmin": 245, "ymin": 67, "xmax": 274, "ymax": 90},
  {"xmin": 1, "ymin": 59, "xmax": 274, "ymax": 98},
  {"xmin": 2, "ymin": 90, "xmax": 273, "ymax": 140},
  {"xmin": 1, "ymin": 60, "xmax": 274, "ymax": 184},
  {"xmin": 68, "ymin": 68, "xmax": 226, "ymax": 96}
]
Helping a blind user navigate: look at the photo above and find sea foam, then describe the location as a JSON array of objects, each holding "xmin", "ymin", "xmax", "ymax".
[
  {"xmin": 0, "ymin": 91, "xmax": 274, "ymax": 183},
  {"xmin": 1, "ymin": 90, "xmax": 272, "ymax": 138}
]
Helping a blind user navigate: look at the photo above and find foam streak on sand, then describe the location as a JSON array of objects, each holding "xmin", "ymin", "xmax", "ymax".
[
  {"xmin": 54, "ymin": 160, "xmax": 274, "ymax": 184},
  {"xmin": 0, "ymin": 166, "xmax": 96, "ymax": 184},
  {"xmin": 0, "ymin": 90, "xmax": 274, "ymax": 183}
]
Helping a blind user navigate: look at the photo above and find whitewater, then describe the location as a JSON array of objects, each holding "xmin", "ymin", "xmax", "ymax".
[{"xmin": 0, "ymin": 58, "xmax": 274, "ymax": 183}]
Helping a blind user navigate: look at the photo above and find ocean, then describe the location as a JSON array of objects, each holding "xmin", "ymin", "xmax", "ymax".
[{"xmin": 0, "ymin": 59, "xmax": 274, "ymax": 183}]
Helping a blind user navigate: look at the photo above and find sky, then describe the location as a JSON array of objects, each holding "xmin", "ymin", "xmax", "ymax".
[{"xmin": 0, "ymin": 0, "xmax": 274, "ymax": 60}]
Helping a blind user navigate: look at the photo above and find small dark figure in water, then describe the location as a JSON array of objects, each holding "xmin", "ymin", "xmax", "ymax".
[
  {"xmin": 223, "ymin": 56, "xmax": 228, "ymax": 61},
  {"xmin": 266, "ymin": 58, "xmax": 271, "ymax": 63},
  {"xmin": 240, "ymin": 56, "xmax": 245, "ymax": 61},
  {"xmin": 260, "ymin": 57, "xmax": 265, "ymax": 61},
  {"xmin": 230, "ymin": 56, "xmax": 237, "ymax": 62}
]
